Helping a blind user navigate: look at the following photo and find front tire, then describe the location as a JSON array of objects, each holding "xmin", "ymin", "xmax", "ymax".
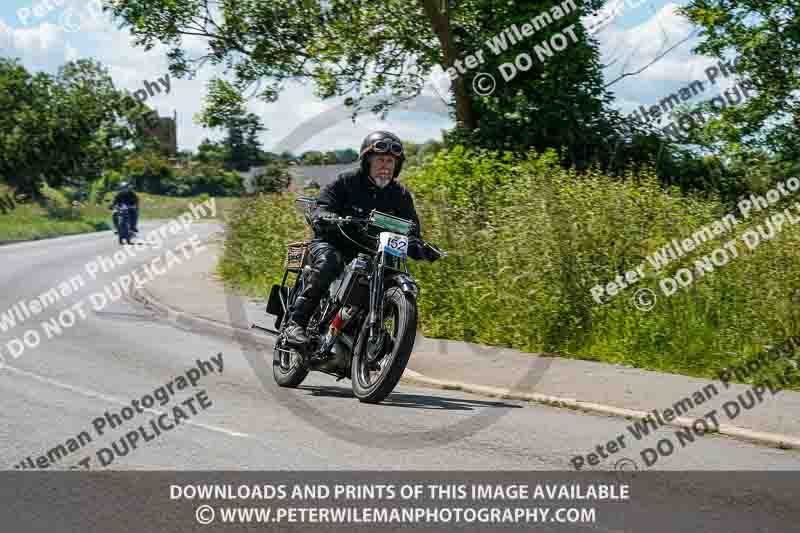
[
  {"xmin": 351, "ymin": 287, "xmax": 417, "ymax": 403},
  {"xmin": 118, "ymin": 217, "xmax": 130, "ymax": 245}
]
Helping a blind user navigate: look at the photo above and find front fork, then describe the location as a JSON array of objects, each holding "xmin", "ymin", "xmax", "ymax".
[{"xmin": 368, "ymin": 253, "xmax": 386, "ymax": 339}]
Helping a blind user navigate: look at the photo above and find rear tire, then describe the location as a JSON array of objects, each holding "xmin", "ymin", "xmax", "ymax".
[
  {"xmin": 351, "ymin": 287, "xmax": 417, "ymax": 404},
  {"xmin": 272, "ymin": 338, "xmax": 309, "ymax": 388}
]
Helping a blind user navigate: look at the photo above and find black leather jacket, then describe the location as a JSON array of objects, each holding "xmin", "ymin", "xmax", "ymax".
[
  {"xmin": 111, "ymin": 190, "xmax": 139, "ymax": 208},
  {"xmin": 312, "ymin": 169, "xmax": 425, "ymax": 260}
]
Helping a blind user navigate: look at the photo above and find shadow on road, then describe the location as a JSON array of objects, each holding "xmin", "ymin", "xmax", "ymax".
[{"xmin": 298, "ymin": 385, "xmax": 522, "ymax": 411}]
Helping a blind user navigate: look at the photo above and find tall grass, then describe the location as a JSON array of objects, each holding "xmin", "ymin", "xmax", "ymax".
[
  {"xmin": 218, "ymin": 194, "xmax": 309, "ymax": 295},
  {"xmin": 219, "ymin": 148, "xmax": 800, "ymax": 385}
]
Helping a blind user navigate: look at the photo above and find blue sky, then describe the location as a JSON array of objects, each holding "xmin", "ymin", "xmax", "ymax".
[{"xmin": 0, "ymin": 0, "xmax": 734, "ymax": 154}]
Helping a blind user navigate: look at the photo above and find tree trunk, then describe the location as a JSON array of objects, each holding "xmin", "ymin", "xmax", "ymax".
[{"xmin": 419, "ymin": 0, "xmax": 478, "ymax": 131}]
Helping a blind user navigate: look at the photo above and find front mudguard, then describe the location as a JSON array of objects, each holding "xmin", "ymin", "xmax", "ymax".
[{"xmin": 385, "ymin": 273, "xmax": 419, "ymax": 300}]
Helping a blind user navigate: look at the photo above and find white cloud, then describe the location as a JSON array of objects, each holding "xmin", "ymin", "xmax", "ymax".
[
  {"xmin": 592, "ymin": 1, "xmax": 757, "ymax": 122},
  {"xmin": 583, "ymin": 0, "xmax": 627, "ymax": 37},
  {"xmin": 0, "ymin": 22, "xmax": 70, "ymax": 70},
  {"xmin": 598, "ymin": 3, "xmax": 709, "ymax": 86}
]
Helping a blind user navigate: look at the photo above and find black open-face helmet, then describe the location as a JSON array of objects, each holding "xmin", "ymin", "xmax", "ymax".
[{"xmin": 359, "ymin": 131, "xmax": 405, "ymax": 179}]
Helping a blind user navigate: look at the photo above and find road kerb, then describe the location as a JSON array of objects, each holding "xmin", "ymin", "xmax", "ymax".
[
  {"xmin": 401, "ymin": 370, "xmax": 800, "ymax": 451},
  {"xmin": 131, "ymin": 284, "xmax": 800, "ymax": 453},
  {"xmin": 128, "ymin": 283, "xmax": 272, "ymax": 349}
]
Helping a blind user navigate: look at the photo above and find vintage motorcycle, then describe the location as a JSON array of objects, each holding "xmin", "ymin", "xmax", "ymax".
[
  {"xmin": 263, "ymin": 196, "xmax": 446, "ymax": 403},
  {"xmin": 113, "ymin": 205, "xmax": 136, "ymax": 245}
]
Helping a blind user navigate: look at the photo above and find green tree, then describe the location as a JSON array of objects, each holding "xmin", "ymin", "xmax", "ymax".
[
  {"xmin": 166, "ymin": 160, "xmax": 244, "ymax": 196},
  {"xmin": 221, "ymin": 111, "xmax": 265, "ymax": 171},
  {"xmin": 107, "ymin": 0, "xmax": 614, "ymax": 166},
  {"xmin": 123, "ymin": 151, "xmax": 175, "ymax": 193},
  {"xmin": 679, "ymin": 1, "xmax": 800, "ymax": 163},
  {"xmin": 334, "ymin": 148, "xmax": 359, "ymax": 163},
  {"xmin": 301, "ymin": 150, "xmax": 324, "ymax": 165},
  {"xmin": 195, "ymin": 139, "xmax": 227, "ymax": 163},
  {"xmin": 0, "ymin": 58, "xmax": 162, "ymax": 194},
  {"xmin": 252, "ymin": 163, "xmax": 291, "ymax": 193},
  {"xmin": 322, "ymin": 150, "xmax": 337, "ymax": 165}
]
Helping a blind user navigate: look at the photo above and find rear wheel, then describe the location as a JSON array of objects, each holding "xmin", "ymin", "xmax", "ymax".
[
  {"xmin": 272, "ymin": 338, "xmax": 309, "ymax": 387},
  {"xmin": 351, "ymin": 287, "xmax": 417, "ymax": 403}
]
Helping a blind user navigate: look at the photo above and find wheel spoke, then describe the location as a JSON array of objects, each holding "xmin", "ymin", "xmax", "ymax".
[{"xmin": 358, "ymin": 298, "xmax": 400, "ymax": 387}]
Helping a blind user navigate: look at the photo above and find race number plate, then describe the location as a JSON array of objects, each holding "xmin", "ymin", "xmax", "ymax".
[{"xmin": 379, "ymin": 232, "xmax": 409, "ymax": 258}]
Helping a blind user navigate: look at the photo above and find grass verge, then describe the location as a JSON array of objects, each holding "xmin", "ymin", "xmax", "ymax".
[
  {"xmin": 0, "ymin": 204, "xmax": 109, "ymax": 243},
  {"xmin": 0, "ymin": 193, "xmax": 237, "ymax": 243}
]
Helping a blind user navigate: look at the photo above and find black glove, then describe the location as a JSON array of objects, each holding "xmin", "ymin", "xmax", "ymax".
[
  {"xmin": 309, "ymin": 210, "xmax": 334, "ymax": 235},
  {"xmin": 407, "ymin": 239, "xmax": 426, "ymax": 261},
  {"xmin": 409, "ymin": 239, "xmax": 441, "ymax": 262},
  {"xmin": 422, "ymin": 243, "xmax": 441, "ymax": 262}
]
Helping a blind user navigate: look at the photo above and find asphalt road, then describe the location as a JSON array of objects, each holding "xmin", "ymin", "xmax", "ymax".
[{"xmin": 1, "ymin": 223, "xmax": 799, "ymax": 530}]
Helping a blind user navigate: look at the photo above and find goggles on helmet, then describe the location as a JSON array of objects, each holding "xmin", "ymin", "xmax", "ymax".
[{"xmin": 362, "ymin": 139, "xmax": 404, "ymax": 158}]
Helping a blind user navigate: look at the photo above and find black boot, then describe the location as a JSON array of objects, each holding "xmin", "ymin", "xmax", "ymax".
[
  {"xmin": 285, "ymin": 319, "xmax": 310, "ymax": 346},
  {"xmin": 284, "ymin": 296, "xmax": 315, "ymax": 347}
]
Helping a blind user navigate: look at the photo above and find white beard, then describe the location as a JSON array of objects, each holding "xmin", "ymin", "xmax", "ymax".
[{"xmin": 372, "ymin": 175, "xmax": 391, "ymax": 188}]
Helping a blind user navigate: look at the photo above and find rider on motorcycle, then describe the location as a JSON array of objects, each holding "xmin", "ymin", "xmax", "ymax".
[
  {"xmin": 111, "ymin": 182, "xmax": 140, "ymax": 234},
  {"xmin": 284, "ymin": 131, "xmax": 440, "ymax": 347}
]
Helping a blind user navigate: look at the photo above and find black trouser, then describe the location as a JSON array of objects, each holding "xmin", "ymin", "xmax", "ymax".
[
  {"xmin": 289, "ymin": 240, "xmax": 350, "ymax": 327},
  {"xmin": 113, "ymin": 207, "xmax": 139, "ymax": 232}
]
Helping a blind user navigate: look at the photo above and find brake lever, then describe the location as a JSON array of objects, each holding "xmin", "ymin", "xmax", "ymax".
[{"xmin": 426, "ymin": 242, "xmax": 448, "ymax": 259}]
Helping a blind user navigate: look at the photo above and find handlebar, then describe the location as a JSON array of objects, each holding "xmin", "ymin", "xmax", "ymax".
[
  {"xmin": 320, "ymin": 215, "xmax": 369, "ymax": 224},
  {"xmin": 319, "ymin": 215, "xmax": 448, "ymax": 259}
]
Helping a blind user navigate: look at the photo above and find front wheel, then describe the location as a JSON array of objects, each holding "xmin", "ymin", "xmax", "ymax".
[
  {"xmin": 351, "ymin": 287, "xmax": 417, "ymax": 403},
  {"xmin": 118, "ymin": 216, "xmax": 131, "ymax": 245}
]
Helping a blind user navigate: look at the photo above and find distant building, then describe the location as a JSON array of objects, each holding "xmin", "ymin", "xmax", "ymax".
[
  {"xmin": 144, "ymin": 110, "xmax": 178, "ymax": 156},
  {"xmin": 288, "ymin": 163, "xmax": 358, "ymax": 190}
]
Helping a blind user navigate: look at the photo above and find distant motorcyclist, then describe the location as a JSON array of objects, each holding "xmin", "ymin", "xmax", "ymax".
[
  {"xmin": 284, "ymin": 131, "xmax": 440, "ymax": 347},
  {"xmin": 111, "ymin": 182, "xmax": 139, "ymax": 234}
]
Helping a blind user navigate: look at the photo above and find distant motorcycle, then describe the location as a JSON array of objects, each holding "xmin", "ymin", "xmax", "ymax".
[
  {"xmin": 263, "ymin": 197, "xmax": 446, "ymax": 403},
  {"xmin": 113, "ymin": 205, "xmax": 136, "ymax": 245}
]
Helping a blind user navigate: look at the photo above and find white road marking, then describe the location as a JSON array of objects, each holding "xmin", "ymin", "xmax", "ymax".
[{"xmin": 2, "ymin": 364, "xmax": 252, "ymax": 438}]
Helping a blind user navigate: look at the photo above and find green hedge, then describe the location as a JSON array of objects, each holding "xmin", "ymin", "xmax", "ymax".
[{"xmin": 219, "ymin": 148, "xmax": 800, "ymax": 385}]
